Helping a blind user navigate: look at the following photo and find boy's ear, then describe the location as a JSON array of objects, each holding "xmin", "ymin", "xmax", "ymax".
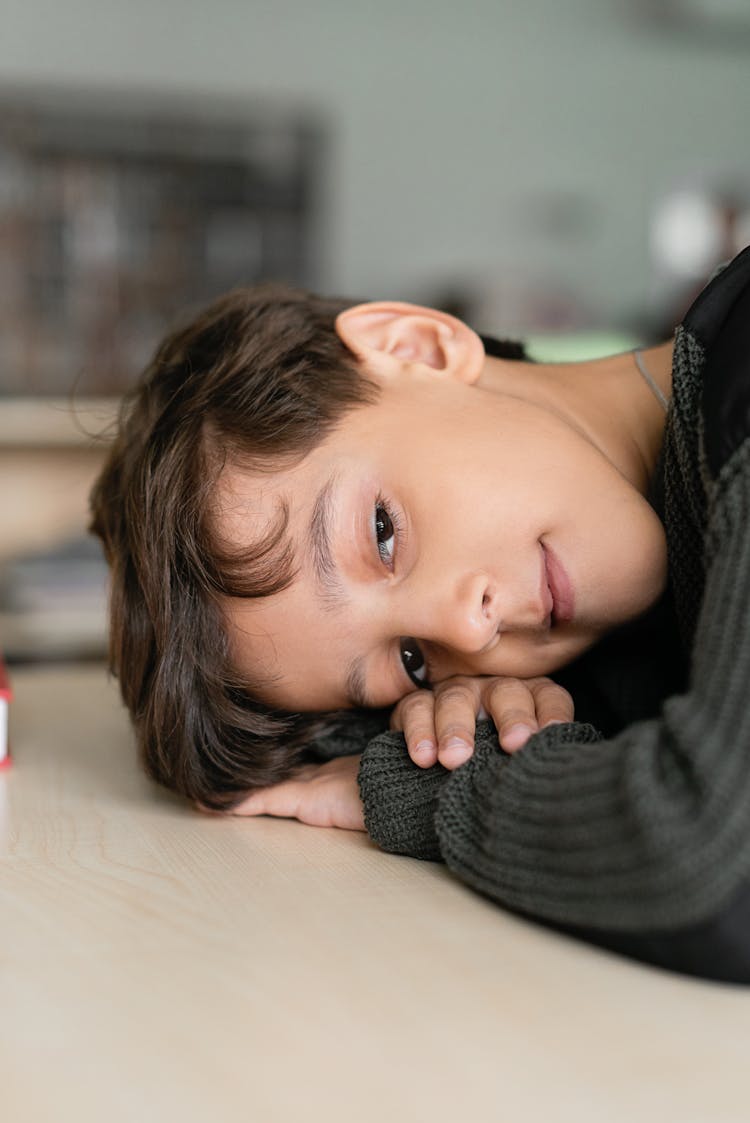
[{"xmin": 334, "ymin": 302, "xmax": 484, "ymax": 386}]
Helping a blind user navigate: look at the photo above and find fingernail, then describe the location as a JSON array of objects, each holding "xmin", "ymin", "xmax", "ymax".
[
  {"xmin": 502, "ymin": 723, "xmax": 536, "ymax": 750},
  {"xmin": 442, "ymin": 736, "xmax": 472, "ymax": 762},
  {"xmin": 414, "ymin": 739, "xmax": 435, "ymax": 756}
]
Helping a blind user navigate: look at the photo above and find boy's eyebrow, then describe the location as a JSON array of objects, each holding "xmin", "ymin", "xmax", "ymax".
[
  {"xmin": 308, "ymin": 473, "xmax": 378, "ymax": 710},
  {"xmin": 308, "ymin": 472, "xmax": 347, "ymax": 610}
]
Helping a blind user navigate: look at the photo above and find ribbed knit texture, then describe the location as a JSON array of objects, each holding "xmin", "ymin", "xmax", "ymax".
[{"xmin": 316, "ymin": 263, "xmax": 750, "ymax": 934}]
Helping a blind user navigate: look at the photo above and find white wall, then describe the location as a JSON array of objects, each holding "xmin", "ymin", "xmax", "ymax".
[{"xmin": 1, "ymin": 0, "xmax": 748, "ymax": 327}]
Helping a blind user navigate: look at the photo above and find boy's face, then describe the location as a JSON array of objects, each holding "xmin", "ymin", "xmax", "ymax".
[{"xmin": 216, "ymin": 305, "xmax": 668, "ymax": 712}]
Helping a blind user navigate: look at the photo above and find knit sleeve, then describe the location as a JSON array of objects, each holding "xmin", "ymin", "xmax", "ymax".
[{"xmin": 359, "ymin": 438, "xmax": 750, "ymax": 932}]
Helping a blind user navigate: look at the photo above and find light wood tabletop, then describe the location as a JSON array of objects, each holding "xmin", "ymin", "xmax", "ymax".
[{"xmin": 2, "ymin": 664, "xmax": 749, "ymax": 1123}]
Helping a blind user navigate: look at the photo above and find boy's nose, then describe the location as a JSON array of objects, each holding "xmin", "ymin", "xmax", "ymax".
[{"xmin": 428, "ymin": 571, "xmax": 500, "ymax": 653}]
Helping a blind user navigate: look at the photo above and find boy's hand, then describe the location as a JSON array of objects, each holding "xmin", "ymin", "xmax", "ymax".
[
  {"xmin": 203, "ymin": 755, "xmax": 365, "ymax": 832},
  {"xmin": 390, "ymin": 675, "xmax": 574, "ymax": 771}
]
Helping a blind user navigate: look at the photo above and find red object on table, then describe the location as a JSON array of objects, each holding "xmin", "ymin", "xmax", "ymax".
[{"xmin": 0, "ymin": 655, "xmax": 11, "ymax": 768}]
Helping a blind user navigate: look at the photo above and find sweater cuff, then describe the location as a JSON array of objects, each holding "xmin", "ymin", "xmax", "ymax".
[
  {"xmin": 357, "ymin": 730, "xmax": 449, "ymax": 860},
  {"xmin": 357, "ymin": 720, "xmax": 506, "ymax": 861}
]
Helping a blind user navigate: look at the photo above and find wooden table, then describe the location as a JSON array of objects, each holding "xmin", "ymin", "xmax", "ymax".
[{"xmin": 2, "ymin": 665, "xmax": 749, "ymax": 1123}]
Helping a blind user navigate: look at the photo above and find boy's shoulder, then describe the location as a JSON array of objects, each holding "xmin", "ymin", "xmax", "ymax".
[
  {"xmin": 682, "ymin": 247, "xmax": 750, "ymax": 478},
  {"xmin": 682, "ymin": 246, "xmax": 750, "ymax": 348}
]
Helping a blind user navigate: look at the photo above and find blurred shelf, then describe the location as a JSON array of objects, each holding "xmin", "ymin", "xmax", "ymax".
[
  {"xmin": 0, "ymin": 608, "xmax": 107, "ymax": 662},
  {"xmin": 0, "ymin": 534, "xmax": 109, "ymax": 662},
  {"xmin": 0, "ymin": 398, "xmax": 119, "ymax": 449}
]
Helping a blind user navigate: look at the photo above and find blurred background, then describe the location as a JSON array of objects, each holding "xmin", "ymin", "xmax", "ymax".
[{"xmin": 1, "ymin": 0, "xmax": 749, "ymax": 664}]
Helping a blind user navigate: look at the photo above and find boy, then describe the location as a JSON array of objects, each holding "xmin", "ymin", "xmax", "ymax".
[{"xmin": 91, "ymin": 249, "xmax": 750, "ymax": 981}]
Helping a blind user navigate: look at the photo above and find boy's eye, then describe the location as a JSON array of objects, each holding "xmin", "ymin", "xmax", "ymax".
[
  {"xmin": 400, "ymin": 637, "xmax": 428, "ymax": 688},
  {"xmin": 375, "ymin": 503, "xmax": 395, "ymax": 565}
]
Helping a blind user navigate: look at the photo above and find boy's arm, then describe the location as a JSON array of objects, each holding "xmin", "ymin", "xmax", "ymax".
[
  {"xmin": 359, "ymin": 439, "xmax": 750, "ymax": 939},
  {"xmin": 225, "ymin": 677, "xmax": 574, "ymax": 849}
]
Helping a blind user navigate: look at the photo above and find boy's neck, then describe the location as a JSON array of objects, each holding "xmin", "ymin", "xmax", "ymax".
[{"xmin": 479, "ymin": 339, "xmax": 674, "ymax": 499}]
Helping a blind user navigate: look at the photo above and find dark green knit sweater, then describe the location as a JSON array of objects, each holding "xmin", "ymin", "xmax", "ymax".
[{"xmin": 318, "ymin": 248, "xmax": 750, "ymax": 939}]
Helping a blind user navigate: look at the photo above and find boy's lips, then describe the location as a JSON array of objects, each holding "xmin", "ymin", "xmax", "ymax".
[
  {"xmin": 539, "ymin": 547, "xmax": 554, "ymax": 627},
  {"xmin": 543, "ymin": 543, "xmax": 575, "ymax": 624}
]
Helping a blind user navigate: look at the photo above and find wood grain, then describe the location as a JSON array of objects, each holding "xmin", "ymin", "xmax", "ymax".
[{"xmin": 1, "ymin": 665, "xmax": 748, "ymax": 1123}]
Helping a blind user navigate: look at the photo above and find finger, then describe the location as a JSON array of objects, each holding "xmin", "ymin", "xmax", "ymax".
[
  {"xmin": 527, "ymin": 678, "xmax": 575, "ymax": 728},
  {"xmin": 481, "ymin": 678, "xmax": 539, "ymax": 753},
  {"xmin": 392, "ymin": 690, "xmax": 438, "ymax": 768},
  {"xmin": 433, "ymin": 680, "xmax": 483, "ymax": 769},
  {"xmin": 230, "ymin": 780, "xmax": 302, "ymax": 819},
  {"xmin": 229, "ymin": 790, "xmax": 267, "ymax": 816}
]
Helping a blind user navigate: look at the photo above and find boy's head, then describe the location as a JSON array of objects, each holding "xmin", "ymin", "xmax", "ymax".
[
  {"xmin": 91, "ymin": 285, "xmax": 667, "ymax": 810},
  {"xmin": 90, "ymin": 286, "xmax": 378, "ymax": 809}
]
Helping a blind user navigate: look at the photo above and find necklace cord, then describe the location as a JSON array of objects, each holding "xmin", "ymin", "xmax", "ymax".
[{"xmin": 633, "ymin": 349, "xmax": 669, "ymax": 413}]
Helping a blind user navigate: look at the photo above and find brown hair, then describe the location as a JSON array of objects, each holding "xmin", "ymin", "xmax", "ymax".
[
  {"xmin": 90, "ymin": 284, "xmax": 380, "ymax": 810},
  {"xmin": 90, "ymin": 283, "xmax": 527, "ymax": 811}
]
